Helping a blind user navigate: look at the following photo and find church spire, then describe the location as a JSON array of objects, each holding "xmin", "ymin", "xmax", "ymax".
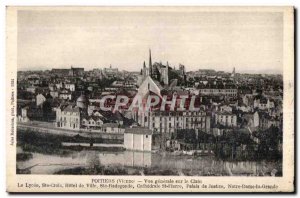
[
  {"xmin": 149, "ymin": 49, "xmax": 152, "ymax": 76},
  {"xmin": 142, "ymin": 61, "xmax": 146, "ymax": 77},
  {"xmin": 231, "ymin": 67, "xmax": 236, "ymax": 78}
]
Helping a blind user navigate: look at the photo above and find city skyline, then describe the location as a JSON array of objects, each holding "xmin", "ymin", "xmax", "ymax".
[
  {"xmin": 17, "ymin": 64, "xmax": 283, "ymax": 75},
  {"xmin": 18, "ymin": 9, "xmax": 283, "ymax": 74}
]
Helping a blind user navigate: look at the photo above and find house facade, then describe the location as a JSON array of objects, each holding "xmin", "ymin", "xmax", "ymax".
[
  {"xmin": 56, "ymin": 105, "xmax": 81, "ymax": 130},
  {"xmin": 138, "ymin": 110, "xmax": 211, "ymax": 135},
  {"xmin": 215, "ymin": 112, "xmax": 237, "ymax": 127}
]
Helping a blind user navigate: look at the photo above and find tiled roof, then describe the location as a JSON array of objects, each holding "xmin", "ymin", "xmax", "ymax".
[{"xmin": 62, "ymin": 105, "xmax": 80, "ymax": 113}]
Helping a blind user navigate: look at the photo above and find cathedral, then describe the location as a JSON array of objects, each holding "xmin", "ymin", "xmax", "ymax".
[
  {"xmin": 141, "ymin": 49, "xmax": 170, "ymax": 86},
  {"xmin": 140, "ymin": 49, "xmax": 187, "ymax": 87}
]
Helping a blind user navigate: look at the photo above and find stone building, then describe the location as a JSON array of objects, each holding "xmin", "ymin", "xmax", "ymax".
[
  {"xmin": 56, "ymin": 105, "xmax": 81, "ymax": 130},
  {"xmin": 36, "ymin": 93, "xmax": 46, "ymax": 107},
  {"xmin": 124, "ymin": 127, "xmax": 152, "ymax": 151},
  {"xmin": 214, "ymin": 112, "xmax": 237, "ymax": 127},
  {"xmin": 138, "ymin": 110, "xmax": 211, "ymax": 136}
]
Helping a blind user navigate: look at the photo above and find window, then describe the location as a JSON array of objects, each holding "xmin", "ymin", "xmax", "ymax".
[{"xmin": 146, "ymin": 135, "xmax": 148, "ymax": 138}]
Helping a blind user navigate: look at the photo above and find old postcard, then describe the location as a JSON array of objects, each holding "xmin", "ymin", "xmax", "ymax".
[{"xmin": 6, "ymin": 6, "xmax": 294, "ymax": 192}]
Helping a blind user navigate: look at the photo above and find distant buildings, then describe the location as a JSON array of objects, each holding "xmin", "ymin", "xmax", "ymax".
[
  {"xmin": 64, "ymin": 83, "xmax": 76, "ymax": 92},
  {"xmin": 16, "ymin": 50, "xmax": 284, "ymax": 154},
  {"xmin": 242, "ymin": 111, "xmax": 260, "ymax": 129},
  {"xmin": 103, "ymin": 65, "xmax": 119, "ymax": 78},
  {"xmin": 102, "ymin": 123, "xmax": 125, "ymax": 134},
  {"xmin": 26, "ymin": 74, "xmax": 40, "ymax": 86},
  {"xmin": 26, "ymin": 86, "xmax": 36, "ymax": 94},
  {"xmin": 253, "ymin": 97, "xmax": 275, "ymax": 110},
  {"xmin": 214, "ymin": 112, "xmax": 237, "ymax": 127},
  {"xmin": 17, "ymin": 107, "xmax": 30, "ymax": 123},
  {"xmin": 36, "ymin": 93, "xmax": 46, "ymax": 107},
  {"xmin": 58, "ymin": 90, "xmax": 72, "ymax": 100},
  {"xmin": 51, "ymin": 66, "xmax": 84, "ymax": 77},
  {"xmin": 199, "ymin": 88, "xmax": 237, "ymax": 97},
  {"xmin": 81, "ymin": 116, "xmax": 105, "ymax": 129}
]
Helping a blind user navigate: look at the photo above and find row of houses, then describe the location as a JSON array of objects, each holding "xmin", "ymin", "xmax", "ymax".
[{"xmin": 136, "ymin": 110, "xmax": 211, "ymax": 134}]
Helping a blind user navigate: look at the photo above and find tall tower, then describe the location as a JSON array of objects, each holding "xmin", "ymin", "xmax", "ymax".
[
  {"xmin": 143, "ymin": 61, "xmax": 146, "ymax": 77},
  {"xmin": 231, "ymin": 67, "xmax": 236, "ymax": 78},
  {"xmin": 165, "ymin": 61, "xmax": 169, "ymax": 85},
  {"xmin": 149, "ymin": 49, "xmax": 152, "ymax": 76}
]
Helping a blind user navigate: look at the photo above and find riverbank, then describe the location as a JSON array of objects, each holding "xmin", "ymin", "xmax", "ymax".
[
  {"xmin": 18, "ymin": 121, "xmax": 123, "ymax": 140},
  {"xmin": 17, "ymin": 128, "xmax": 124, "ymax": 156}
]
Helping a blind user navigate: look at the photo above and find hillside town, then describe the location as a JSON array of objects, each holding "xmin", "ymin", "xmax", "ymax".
[{"xmin": 17, "ymin": 50, "xmax": 283, "ymax": 161}]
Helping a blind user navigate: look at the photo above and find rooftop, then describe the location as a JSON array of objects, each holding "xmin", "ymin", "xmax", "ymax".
[{"xmin": 124, "ymin": 127, "xmax": 152, "ymax": 135}]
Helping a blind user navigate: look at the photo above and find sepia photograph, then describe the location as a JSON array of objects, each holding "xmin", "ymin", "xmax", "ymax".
[{"xmin": 6, "ymin": 6, "xmax": 294, "ymax": 192}]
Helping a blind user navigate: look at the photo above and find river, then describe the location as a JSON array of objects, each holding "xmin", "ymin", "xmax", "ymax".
[{"xmin": 17, "ymin": 147, "xmax": 281, "ymax": 176}]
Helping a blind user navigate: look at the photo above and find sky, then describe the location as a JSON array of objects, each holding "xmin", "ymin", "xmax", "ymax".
[{"xmin": 17, "ymin": 9, "xmax": 283, "ymax": 74}]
